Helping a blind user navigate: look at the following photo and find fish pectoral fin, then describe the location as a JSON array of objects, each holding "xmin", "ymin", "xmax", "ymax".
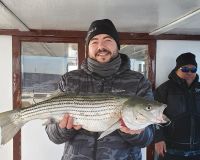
[{"xmin": 98, "ymin": 121, "xmax": 120, "ymax": 140}]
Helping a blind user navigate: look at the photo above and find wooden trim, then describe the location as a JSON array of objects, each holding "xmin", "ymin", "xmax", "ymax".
[
  {"xmin": 78, "ymin": 39, "xmax": 86, "ymax": 67},
  {"xmin": 2, "ymin": 29, "xmax": 200, "ymax": 41},
  {"xmin": 148, "ymin": 39, "xmax": 156, "ymax": 90},
  {"xmin": 120, "ymin": 33, "xmax": 153, "ymax": 40},
  {"xmin": 0, "ymin": 29, "xmax": 86, "ymax": 38},
  {"xmin": 14, "ymin": 36, "xmax": 83, "ymax": 42},
  {"xmin": 146, "ymin": 40, "xmax": 156, "ymax": 160},
  {"xmin": 154, "ymin": 34, "xmax": 200, "ymax": 40},
  {"xmin": 120, "ymin": 39, "xmax": 156, "ymax": 88},
  {"xmin": 12, "ymin": 36, "xmax": 22, "ymax": 160},
  {"xmin": 147, "ymin": 144, "xmax": 155, "ymax": 160}
]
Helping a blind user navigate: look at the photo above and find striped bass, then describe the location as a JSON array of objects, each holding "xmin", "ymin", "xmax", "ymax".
[{"xmin": 0, "ymin": 93, "xmax": 168, "ymax": 145}]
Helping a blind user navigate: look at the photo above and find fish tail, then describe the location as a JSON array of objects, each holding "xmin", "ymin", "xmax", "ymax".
[{"xmin": 0, "ymin": 109, "xmax": 24, "ymax": 145}]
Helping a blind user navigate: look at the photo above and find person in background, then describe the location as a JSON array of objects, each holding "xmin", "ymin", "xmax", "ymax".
[
  {"xmin": 46, "ymin": 19, "xmax": 155, "ymax": 160},
  {"xmin": 154, "ymin": 52, "xmax": 200, "ymax": 160}
]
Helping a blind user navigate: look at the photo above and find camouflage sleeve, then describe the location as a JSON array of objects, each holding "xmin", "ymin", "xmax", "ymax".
[
  {"xmin": 118, "ymin": 125, "xmax": 154, "ymax": 148},
  {"xmin": 58, "ymin": 74, "xmax": 74, "ymax": 92},
  {"xmin": 58, "ymin": 72, "xmax": 80, "ymax": 93},
  {"xmin": 136, "ymin": 76, "xmax": 153, "ymax": 101},
  {"xmin": 58, "ymin": 75, "xmax": 67, "ymax": 92},
  {"xmin": 45, "ymin": 123, "xmax": 77, "ymax": 144}
]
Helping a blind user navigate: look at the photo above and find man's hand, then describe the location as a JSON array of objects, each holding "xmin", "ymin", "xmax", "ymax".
[
  {"xmin": 59, "ymin": 114, "xmax": 82, "ymax": 130},
  {"xmin": 155, "ymin": 141, "xmax": 166, "ymax": 157}
]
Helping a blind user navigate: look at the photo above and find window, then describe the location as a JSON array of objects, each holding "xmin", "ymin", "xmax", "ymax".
[
  {"xmin": 21, "ymin": 42, "xmax": 78, "ymax": 104},
  {"xmin": 20, "ymin": 42, "xmax": 79, "ymax": 160},
  {"xmin": 120, "ymin": 44, "xmax": 148, "ymax": 77}
]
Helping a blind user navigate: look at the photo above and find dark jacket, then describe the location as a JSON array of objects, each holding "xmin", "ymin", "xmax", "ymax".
[
  {"xmin": 154, "ymin": 69, "xmax": 200, "ymax": 150},
  {"xmin": 46, "ymin": 54, "xmax": 154, "ymax": 160}
]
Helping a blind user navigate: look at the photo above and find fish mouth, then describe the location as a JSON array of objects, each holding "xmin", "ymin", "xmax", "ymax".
[
  {"xmin": 156, "ymin": 104, "xmax": 170, "ymax": 123},
  {"xmin": 161, "ymin": 114, "xmax": 170, "ymax": 123}
]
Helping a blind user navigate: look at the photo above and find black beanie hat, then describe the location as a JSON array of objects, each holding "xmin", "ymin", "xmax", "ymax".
[
  {"xmin": 175, "ymin": 52, "xmax": 197, "ymax": 70},
  {"xmin": 85, "ymin": 19, "xmax": 120, "ymax": 49}
]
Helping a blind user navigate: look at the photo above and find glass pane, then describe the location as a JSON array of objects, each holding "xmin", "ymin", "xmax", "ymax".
[
  {"xmin": 21, "ymin": 42, "xmax": 78, "ymax": 104},
  {"xmin": 21, "ymin": 42, "xmax": 78, "ymax": 160},
  {"xmin": 120, "ymin": 44, "xmax": 148, "ymax": 78}
]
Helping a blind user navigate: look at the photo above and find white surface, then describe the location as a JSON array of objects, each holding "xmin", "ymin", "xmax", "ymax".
[
  {"xmin": 156, "ymin": 40, "xmax": 200, "ymax": 87},
  {"xmin": 1, "ymin": 0, "xmax": 200, "ymax": 35},
  {"xmin": 0, "ymin": 35, "xmax": 13, "ymax": 160},
  {"xmin": 22, "ymin": 120, "xmax": 64, "ymax": 160}
]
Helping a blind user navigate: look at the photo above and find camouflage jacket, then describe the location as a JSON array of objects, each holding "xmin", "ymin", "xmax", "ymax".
[{"xmin": 46, "ymin": 54, "xmax": 154, "ymax": 160}]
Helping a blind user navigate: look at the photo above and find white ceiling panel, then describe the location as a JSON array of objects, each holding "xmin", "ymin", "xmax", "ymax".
[
  {"xmin": 0, "ymin": 0, "xmax": 200, "ymax": 35},
  {"xmin": 165, "ymin": 10, "xmax": 200, "ymax": 35}
]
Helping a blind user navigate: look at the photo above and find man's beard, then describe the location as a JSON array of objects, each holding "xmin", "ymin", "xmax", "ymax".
[
  {"xmin": 96, "ymin": 48, "xmax": 111, "ymax": 55},
  {"xmin": 95, "ymin": 48, "xmax": 117, "ymax": 60}
]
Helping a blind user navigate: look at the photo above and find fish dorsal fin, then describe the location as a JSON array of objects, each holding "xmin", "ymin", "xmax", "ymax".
[
  {"xmin": 44, "ymin": 92, "xmax": 123, "ymax": 100},
  {"xmin": 21, "ymin": 101, "xmax": 32, "ymax": 108},
  {"xmin": 21, "ymin": 90, "xmax": 65, "ymax": 108},
  {"xmin": 44, "ymin": 90, "xmax": 65, "ymax": 100}
]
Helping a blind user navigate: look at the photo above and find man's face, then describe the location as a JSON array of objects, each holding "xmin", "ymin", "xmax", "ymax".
[
  {"xmin": 88, "ymin": 34, "xmax": 118, "ymax": 63},
  {"xmin": 176, "ymin": 64, "xmax": 197, "ymax": 86}
]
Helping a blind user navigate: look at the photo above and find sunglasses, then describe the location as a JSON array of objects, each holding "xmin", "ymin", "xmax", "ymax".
[{"xmin": 179, "ymin": 66, "xmax": 197, "ymax": 73}]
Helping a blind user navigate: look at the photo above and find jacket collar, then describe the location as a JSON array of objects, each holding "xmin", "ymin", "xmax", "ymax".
[{"xmin": 168, "ymin": 69, "xmax": 199, "ymax": 88}]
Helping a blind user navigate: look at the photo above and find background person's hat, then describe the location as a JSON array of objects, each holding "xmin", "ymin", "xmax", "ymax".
[
  {"xmin": 175, "ymin": 52, "xmax": 197, "ymax": 70},
  {"xmin": 85, "ymin": 19, "xmax": 120, "ymax": 49}
]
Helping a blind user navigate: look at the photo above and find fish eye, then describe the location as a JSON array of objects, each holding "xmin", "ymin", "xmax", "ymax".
[{"xmin": 145, "ymin": 104, "xmax": 152, "ymax": 111}]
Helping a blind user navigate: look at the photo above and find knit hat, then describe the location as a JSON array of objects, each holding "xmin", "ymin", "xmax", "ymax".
[
  {"xmin": 85, "ymin": 19, "xmax": 120, "ymax": 49},
  {"xmin": 175, "ymin": 52, "xmax": 197, "ymax": 70}
]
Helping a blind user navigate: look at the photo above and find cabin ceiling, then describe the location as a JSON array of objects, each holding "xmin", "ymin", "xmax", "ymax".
[
  {"xmin": 1, "ymin": 0, "xmax": 200, "ymax": 58},
  {"xmin": 1, "ymin": 0, "xmax": 200, "ymax": 35}
]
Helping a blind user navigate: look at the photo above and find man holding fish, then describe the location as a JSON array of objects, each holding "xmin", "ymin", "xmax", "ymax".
[{"xmin": 45, "ymin": 19, "xmax": 160, "ymax": 160}]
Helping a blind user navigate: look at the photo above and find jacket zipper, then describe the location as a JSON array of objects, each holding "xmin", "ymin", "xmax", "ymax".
[{"xmin": 188, "ymin": 89, "xmax": 195, "ymax": 149}]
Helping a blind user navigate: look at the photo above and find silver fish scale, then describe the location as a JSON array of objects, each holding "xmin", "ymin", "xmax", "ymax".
[{"xmin": 20, "ymin": 95, "xmax": 127, "ymax": 122}]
